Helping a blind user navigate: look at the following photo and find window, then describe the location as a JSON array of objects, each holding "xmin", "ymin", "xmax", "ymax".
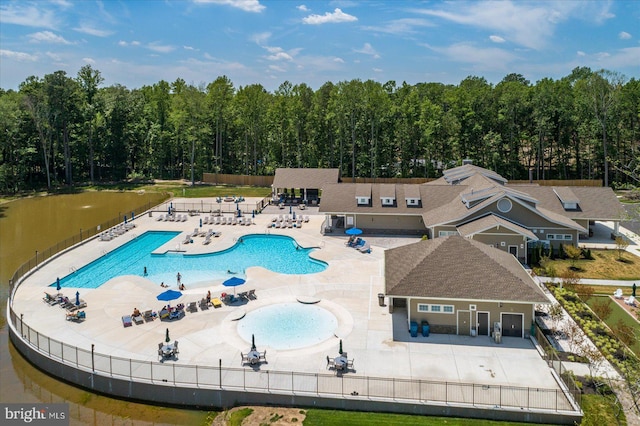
[
  {"xmin": 430, "ymin": 305, "xmax": 441, "ymax": 312},
  {"xmin": 381, "ymin": 197, "xmax": 394, "ymax": 206},
  {"xmin": 357, "ymin": 197, "xmax": 369, "ymax": 205},
  {"xmin": 443, "ymin": 306, "xmax": 454, "ymax": 313},
  {"xmin": 497, "ymin": 198, "xmax": 513, "ymax": 213},
  {"xmin": 418, "ymin": 304, "xmax": 429, "ymax": 312},
  {"xmin": 547, "ymin": 234, "xmax": 572, "ymax": 241},
  {"xmin": 438, "ymin": 230, "xmax": 458, "ymax": 237}
]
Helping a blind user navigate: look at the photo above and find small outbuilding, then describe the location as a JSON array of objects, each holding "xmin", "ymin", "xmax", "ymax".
[{"xmin": 385, "ymin": 236, "xmax": 548, "ymax": 338}]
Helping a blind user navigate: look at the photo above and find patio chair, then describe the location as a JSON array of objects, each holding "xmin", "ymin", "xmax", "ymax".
[
  {"xmin": 614, "ymin": 288, "xmax": 624, "ymax": 299},
  {"xmin": 187, "ymin": 301, "xmax": 198, "ymax": 313},
  {"xmin": 132, "ymin": 313, "xmax": 144, "ymax": 325},
  {"xmin": 238, "ymin": 291, "xmax": 248, "ymax": 300},
  {"xmin": 43, "ymin": 292, "xmax": 61, "ymax": 306},
  {"xmin": 173, "ymin": 340, "xmax": 179, "ymax": 354},
  {"xmin": 347, "ymin": 358, "xmax": 354, "ymax": 369},
  {"xmin": 241, "ymin": 352, "xmax": 250, "ymax": 364},
  {"xmin": 158, "ymin": 342, "xmax": 163, "ymax": 358},
  {"xmin": 327, "ymin": 356, "xmax": 335, "ymax": 369},
  {"xmin": 358, "ymin": 242, "xmax": 371, "ymax": 253},
  {"xmin": 67, "ymin": 300, "xmax": 87, "ymax": 312},
  {"xmin": 247, "ymin": 289, "xmax": 256, "ymax": 300},
  {"xmin": 625, "ymin": 296, "xmax": 637, "ymax": 307}
]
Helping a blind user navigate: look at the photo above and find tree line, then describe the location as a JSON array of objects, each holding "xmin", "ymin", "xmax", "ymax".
[{"xmin": 0, "ymin": 65, "xmax": 638, "ymax": 193}]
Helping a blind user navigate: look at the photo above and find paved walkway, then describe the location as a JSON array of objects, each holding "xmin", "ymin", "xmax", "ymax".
[{"xmin": 11, "ymin": 197, "xmax": 564, "ymax": 397}]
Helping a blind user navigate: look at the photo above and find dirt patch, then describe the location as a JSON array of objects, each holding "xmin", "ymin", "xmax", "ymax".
[{"xmin": 211, "ymin": 406, "xmax": 306, "ymax": 426}]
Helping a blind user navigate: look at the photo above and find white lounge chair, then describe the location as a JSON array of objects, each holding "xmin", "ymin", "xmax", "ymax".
[
  {"xmin": 614, "ymin": 288, "xmax": 624, "ymax": 299},
  {"xmin": 625, "ymin": 296, "xmax": 637, "ymax": 306}
]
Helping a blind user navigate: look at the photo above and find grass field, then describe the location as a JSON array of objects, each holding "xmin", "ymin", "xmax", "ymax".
[
  {"xmin": 542, "ymin": 249, "xmax": 640, "ymax": 280},
  {"xmin": 585, "ymin": 295, "xmax": 640, "ymax": 356},
  {"xmin": 579, "ymin": 394, "xmax": 627, "ymax": 426},
  {"xmin": 301, "ymin": 410, "xmax": 556, "ymax": 426}
]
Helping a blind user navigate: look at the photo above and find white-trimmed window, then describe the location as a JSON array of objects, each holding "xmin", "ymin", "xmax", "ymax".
[
  {"xmin": 419, "ymin": 304, "xmax": 454, "ymax": 314},
  {"xmin": 381, "ymin": 197, "xmax": 395, "ymax": 206},
  {"xmin": 406, "ymin": 198, "xmax": 419, "ymax": 206},
  {"xmin": 438, "ymin": 230, "xmax": 458, "ymax": 237},
  {"xmin": 357, "ymin": 197, "xmax": 370, "ymax": 205},
  {"xmin": 547, "ymin": 234, "xmax": 572, "ymax": 241}
]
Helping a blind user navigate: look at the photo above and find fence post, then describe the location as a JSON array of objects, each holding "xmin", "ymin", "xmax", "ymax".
[
  {"xmin": 219, "ymin": 359, "xmax": 222, "ymax": 389},
  {"xmin": 91, "ymin": 344, "xmax": 95, "ymax": 372}
]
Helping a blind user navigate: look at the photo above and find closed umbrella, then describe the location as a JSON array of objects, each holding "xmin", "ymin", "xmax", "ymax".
[
  {"xmin": 56, "ymin": 277, "xmax": 61, "ymax": 291},
  {"xmin": 339, "ymin": 339, "xmax": 343, "ymax": 355},
  {"xmin": 251, "ymin": 334, "xmax": 256, "ymax": 351},
  {"xmin": 165, "ymin": 328, "xmax": 170, "ymax": 343},
  {"xmin": 223, "ymin": 276, "xmax": 245, "ymax": 295},
  {"xmin": 75, "ymin": 291, "xmax": 80, "ymax": 306}
]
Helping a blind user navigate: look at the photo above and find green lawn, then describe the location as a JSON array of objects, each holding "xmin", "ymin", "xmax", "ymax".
[
  {"xmin": 585, "ymin": 295, "xmax": 640, "ymax": 356},
  {"xmin": 579, "ymin": 394, "xmax": 627, "ymax": 426},
  {"xmin": 302, "ymin": 410, "xmax": 555, "ymax": 426},
  {"xmin": 540, "ymin": 249, "xmax": 640, "ymax": 280}
]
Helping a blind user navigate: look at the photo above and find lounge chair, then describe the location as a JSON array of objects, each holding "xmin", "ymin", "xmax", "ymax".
[
  {"xmin": 187, "ymin": 301, "xmax": 198, "ymax": 313},
  {"xmin": 247, "ymin": 289, "xmax": 256, "ymax": 300},
  {"xmin": 169, "ymin": 309, "xmax": 185, "ymax": 320},
  {"xmin": 132, "ymin": 313, "xmax": 144, "ymax": 325},
  {"xmin": 66, "ymin": 300, "xmax": 87, "ymax": 312},
  {"xmin": 43, "ymin": 292, "xmax": 61, "ymax": 305},
  {"xmin": 238, "ymin": 291, "xmax": 248, "ymax": 300},
  {"xmin": 614, "ymin": 289, "xmax": 624, "ymax": 299},
  {"xmin": 190, "ymin": 228, "xmax": 199, "ymax": 238},
  {"xmin": 143, "ymin": 310, "xmax": 155, "ymax": 321},
  {"xmin": 122, "ymin": 315, "xmax": 133, "ymax": 327},
  {"xmin": 625, "ymin": 296, "xmax": 637, "ymax": 307},
  {"xmin": 303, "ymin": 215, "xmax": 309, "ymax": 222},
  {"xmin": 358, "ymin": 242, "xmax": 371, "ymax": 253},
  {"xmin": 203, "ymin": 234, "xmax": 212, "ymax": 245},
  {"xmin": 211, "ymin": 297, "xmax": 222, "ymax": 308},
  {"xmin": 159, "ymin": 308, "xmax": 170, "ymax": 320},
  {"xmin": 67, "ymin": 311, "xmax": 86, "ymax": 322},
  {"xmin": 199, "ymin": 298, "xmax": 209, "ymax": 310}
]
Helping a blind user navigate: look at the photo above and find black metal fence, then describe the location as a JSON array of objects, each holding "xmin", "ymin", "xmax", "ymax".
[{"xmin": 8, "ymin": 309, "xmax": 579, "ymax": 414}]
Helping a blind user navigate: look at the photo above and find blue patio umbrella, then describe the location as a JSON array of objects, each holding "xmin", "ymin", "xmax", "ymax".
[
  {"xmin": 345, "ymin": 227, "xmax": 362, "ymax": 236},
  {"xmin": 56, "ymin": 277, "xmax": 61, "ymax": 291},
  {"xmin": 75, "ymin": 291, "xmax": 80, "ymax": 306},
  {"xmin": 223, "ymin": 276, "xmax": 246, "ymax": 295},
  {"xmin": 157, "ymin": 289, "xmax": 182, "ymax": 301}
]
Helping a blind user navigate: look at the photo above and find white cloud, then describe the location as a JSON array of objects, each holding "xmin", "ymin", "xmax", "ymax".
[
  {"xmin": 619, "ymin": 31, "xmax": 632, "ymax": 40},
  {"xmin": 373, "ymin": 68, "xmax": 383, "ymax": 73},
  {"xmin": 267, "ymin": 51, "xmax": 293, "ymax": 61},
  {"xmin": 297, "ymin": 5, "xmax": 309, "ymax": 12},
  {"xmin": 146, "ymin": 43, "xmax": 175, "ymax": 53},
  {"xmin": 303, "ymin": 8, "xmax": 357, "ymax": 25},
  {"xmin": 577, "ymin": 51, "xmax": 586, "ymax": 56},
  {"xmin": 425, "ymin": 42, "xmax": 518, "ymax": 72},
  {"xmin": 489, "ymin": 35, "xmax": 505, "ymax": 43},
  {"xmin": 333, "ymin": 57, "xmax": 345, "ymax": 63},
  {"xmin": 0, "ymin": 49, "xmax": 38, "ymax": 61},
  {"xmin": 414, "ymin": 1, "xmax": 578, "ymax": 50},
  {"xmin": 354, "ymin": 43, "xmax": 380, "ymax": 59},
  {"xmin": 118, "ymin": 41, "xmax": 128, "ymax": 46},
  {"xmin": 0, "ymin": 4, "xmax": 58, "ymax": 29},
  {"xmin": 74, "ymin": 24, "xmax": 112, "ymax": 37},
  {"xmin": 131, "ymin": 41, "xmax": 141, "ymax": 46},
  {"xmin": 83, "ymin": 57, "xmax": 96, "ymax": 64},
  {"xmin": 46, "ymin": 51, "xmax": 62, "ymax": 62},
  {"xmin": 268, "ymin": 64, "xmax": 286, "ymax": 72},
  {"xmin": 251, "ymin": 32, "xmax": 271, "ymax": 45},
  {"xmin": 28, "ymin": 31, "xmax": 72, "ymax": 44},
  {"xmin": 193, "ymin": 0, "xmax": 265, "ymax": 13},
  {"xmin": 363, "ymin": 18, "xmax": 432, "ymax": 35},
  {"xmin": 184, "ymin": 45, "xmax": 198, "ymax": 51}
]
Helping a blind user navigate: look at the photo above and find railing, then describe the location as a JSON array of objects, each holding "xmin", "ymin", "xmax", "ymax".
[
  {"xmin": 152, "ymin": 200, "xmax": 268, "ymax": 217},
  {"xmin": 534, "ymin": 325, "xmax": 582, "ymax": 407},
  {"xmin": 8, "ymin": 201, "xmax": 161, "ymax": 296},
  {"xmin": 8, "ymin": 309, "xmax": 578, "ymax": 413}
]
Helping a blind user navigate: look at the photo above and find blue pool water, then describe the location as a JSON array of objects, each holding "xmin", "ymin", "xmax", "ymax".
[
  {"xmin": 237, "ymin": 303, "xmax": 338, "ymax": 350},
  {"xmin": 52, "ymin": 232, "xmax": 326, "ymax": 289}
]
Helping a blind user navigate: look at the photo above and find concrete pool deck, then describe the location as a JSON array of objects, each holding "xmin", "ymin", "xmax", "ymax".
[{"xmin": 11, "ymin": 198, "xmax": 565, "ymax": 399}]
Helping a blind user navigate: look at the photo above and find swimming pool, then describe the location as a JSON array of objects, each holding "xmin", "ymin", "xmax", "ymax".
[
  {"xmin": 237, "ymin": 303, "xmax": 338, "ymax": 350},
  {"xmin": 52, "ymin": 232, "xmax": 327, "ymax": 289}
]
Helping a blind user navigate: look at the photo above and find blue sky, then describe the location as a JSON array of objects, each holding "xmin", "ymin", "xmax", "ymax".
[{"xmin": 1, "ymin": 0, "xmax": 638, "ymax": 91}]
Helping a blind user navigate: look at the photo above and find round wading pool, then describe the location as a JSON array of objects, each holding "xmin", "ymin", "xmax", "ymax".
[{"xmin": 237, "ymin": 302, "xmax": 338, "ymax": 350}]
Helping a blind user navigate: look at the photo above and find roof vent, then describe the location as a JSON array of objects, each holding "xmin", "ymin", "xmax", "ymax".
[{"xmin": 462, "ymin": 159, "xmax": 473, "ymax": 165}]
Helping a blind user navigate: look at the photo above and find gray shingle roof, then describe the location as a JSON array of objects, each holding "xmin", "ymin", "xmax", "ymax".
[
  {"xmin": 456, "ymin": 214, "xmax": 537, "ymax": 240},
  {"xmin": 272, "ymin": 168, "xmax": 340, "ymax": 191},
  {"xmin": 384, "ymin": 236, "xmax": 548, "ymax": 303}
]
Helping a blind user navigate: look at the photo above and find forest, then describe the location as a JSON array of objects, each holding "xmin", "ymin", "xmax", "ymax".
[{"xmin": 0, "ymin": 65, "xmax": 638, "ymax": 194}]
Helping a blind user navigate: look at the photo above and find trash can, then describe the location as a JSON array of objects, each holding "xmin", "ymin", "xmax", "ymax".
[
  {"xmin": 377, "ymin": 293, "xmax": 385, "ymax": 307},
  {"xmin": 421, "ymin": 320, "xmax": 430, "ymax": 337}
]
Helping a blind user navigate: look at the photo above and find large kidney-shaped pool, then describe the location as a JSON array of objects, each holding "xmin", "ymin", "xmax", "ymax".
[
  {"xmin": 237, "ymin": 303, "xmax": 338, "ymax": 350},
  {"xmin": 52, "ymin": 232, "xmax": 327, "ymax": 289}
]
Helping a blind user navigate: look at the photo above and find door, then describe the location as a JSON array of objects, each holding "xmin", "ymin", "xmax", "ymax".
[
  {"xmin": 477, "ymin": 312, "xmax": 489, "ymax": 336},
  {"xmin": 502, "ymin": 313, "xmax": 523, "ymax": 337},
  {"xmin": 508, "ymin": 245, "xmax": 518, "ymax": 257},
  {"xmin": 457, "ymin": 310, "xmax": 471, "ymax": 335}
]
